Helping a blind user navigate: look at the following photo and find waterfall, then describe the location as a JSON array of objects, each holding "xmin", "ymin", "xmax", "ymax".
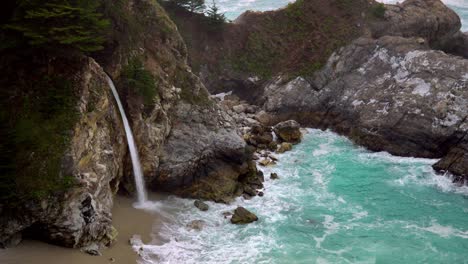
[{"xmin": 106, "ymin": 75, "xmax": 148, "ymax": 204}]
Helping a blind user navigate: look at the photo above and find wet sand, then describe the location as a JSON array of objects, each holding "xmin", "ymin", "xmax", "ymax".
[{"xmin": 0, "ymin": 194, "xmax": 164, "ymax": 264}]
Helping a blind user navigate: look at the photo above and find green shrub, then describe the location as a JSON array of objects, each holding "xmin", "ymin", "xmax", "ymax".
[
  {"xmin": 121, "ymin": 58, "xmax": 158, "ymax": 105},
  {"xmin": 3, "ymin": 0, "xmax": 110, "ymax": 53},
  {"xmin": 371, "ymin": 3, "xmax": 386, "ymax": 19}
]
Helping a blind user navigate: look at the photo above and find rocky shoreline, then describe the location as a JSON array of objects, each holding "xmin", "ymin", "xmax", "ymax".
[{"xmin": 1, "ymin": 0, "xmax": 467, "ymax": 257}]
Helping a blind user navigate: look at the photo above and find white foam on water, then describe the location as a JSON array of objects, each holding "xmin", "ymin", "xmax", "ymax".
[
  {"xmin": 406, "ymin": 220, "xmax": 468, "ymax": 239},
  {"xmin": 392, "ymin": 166, "xmax": 468, "ymax": 195},
  {"xmin": 133, "ymin": 129, "xmax": 468, "ymax": 263}
]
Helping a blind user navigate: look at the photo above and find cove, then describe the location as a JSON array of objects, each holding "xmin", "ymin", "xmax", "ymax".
[{"xmin": 137, "ymin": 129, "xmax": 468, "ymax": 264}]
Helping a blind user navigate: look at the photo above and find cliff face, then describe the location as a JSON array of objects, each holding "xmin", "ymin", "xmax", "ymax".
[
  {"xmin": 167, "ymin": 0, "xmax": 468, "ymax": 179},
  {"xmin": 95, "ymin": 0, "xmax": 255, "ymax": 201},
  {"xmin": 1, "ymin": 0, "xmax": 256, "ymax": 250},
  {"xmin": 164, "ymin": 0, "xmax": 374, "ymax": 94},
  {"xmin": 256, "ymin": 0, "xmax": 468, "ymax": 180},
  {"xmin": 0, "ymin": 57, "xmax": 126, "ymax": 249},
  {"xmin": 262, "ymin": 36, "xmax": 467, "ymax": 162}
]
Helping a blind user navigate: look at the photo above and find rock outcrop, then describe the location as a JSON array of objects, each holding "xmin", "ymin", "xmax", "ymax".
[
  {"xmin": 1, "ymin": 0, "xmax": 257, "ymax": 250},
  {"xmin": 230, "ymin": 207, "xmax": 258, "ymax": 224},
  {"xmin": 0, "ymin": 57, "xmax": 126, "ymax": 249},
  {"xmin": 371, "ymin": 0, "xmax": 461, "ymax": 47},
  {"xmin": 273, "ymin": 120, "xmax": 302, "ymax": 144},
  {"xmin": 262, "ymin": 36, "xmax": 468, "ymax": 178},
  {"xmin": 94, "ymin": 0, "xmax": 255, "ymax": 202}
]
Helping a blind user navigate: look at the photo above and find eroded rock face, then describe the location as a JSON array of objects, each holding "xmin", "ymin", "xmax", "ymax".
[
  {"xmin": 96, "ymin": 0, "xmax": 254, "ymax": 201},
  {"xmin": 0, "ymin": 58, "xmax": 126, "ymax": 249},
  {"xmin": 154, "ymin": 102, "xmax": 253, "ymax": 202},
  {"xmin": 263, "ymin": 36, "xmax": 468, "ymax": 178}
]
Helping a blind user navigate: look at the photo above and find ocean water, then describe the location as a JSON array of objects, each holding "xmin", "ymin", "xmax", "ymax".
[
  {"xmin": 137, "ymin": 129, "xmax": 468, "ymax": 264},
  {"xmin": 215, "ymin": 0, "xmax": 468, "ymax": 32}
]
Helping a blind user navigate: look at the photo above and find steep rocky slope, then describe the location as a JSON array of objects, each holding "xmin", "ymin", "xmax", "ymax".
[
  {"xmin": 255, "ymin": 0, "xmax": 468, "ymax": 180},
  {"xmin": 0, "ymin": 57, "xmax": 126, "ymax": 249},
  {"xmin": 168, "ymin": 0, "xmax": 468, "ymax": 179},
  {"xmin": 164, "ymin": 0, "xmax": 375, "ymax": 95},
  {"xmin": 261, "ymin": 36, "xmax": 467, "ymax": 176},
  {"xmin": 1, "ymin": 0, "xmax": 258, "ymax": 251},
  {"xmin": 166, "ymin": 0, "xmax": 467, "ymax": 97}
]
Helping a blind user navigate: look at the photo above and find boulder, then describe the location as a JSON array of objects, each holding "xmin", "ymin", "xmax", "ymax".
[
  {"xmin": 194, "ymin": 200, "xmax": 209, "ymax": 211},
  {"xmin": 230, "ymin": 207, "xmax": 258, "ymax": 224},
  {"xmin": 371, "ymin": 0, "xmax": 461, "ymax": 47},
  {"xmin": 273, "ymin": 120, "xmax": 302, "ymax": 144},
  {"xmin": 259, "ymin": 159, "xmax": 275, "ymax": 167},
  {"xmin": 233, "ymin": 104, "xmax": 247, "ymax": 114},
  {"xmin": 243, "ymin": 186, "xmax": 257, "ymax": 197},
  {"xmin": 270, "ymin": 173, "xmax": 279, "ymax": 180},
  {"xmin": 244, "ymin": 124, "xmax": 274, "ymax": 148},
  {"xmin": 277, "ymin": 143, "xmax": 293, "ymax": 154}
]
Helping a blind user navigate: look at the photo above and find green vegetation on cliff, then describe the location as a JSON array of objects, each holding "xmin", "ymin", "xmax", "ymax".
[
  {"xmin": 0, "ymin": 0, "xmax": 111, "ymax": 205},
  {"xmin": 164, "ymin": 0, "xmax": 372, "ymax": 90},
  {"xmin": 121, "ymin": 57, "xmax": 158, "ymax": 105},
  {"xmin": 2, "ymin": 0, "xmax": 109, "ymax": 53},
  {"xmin": 0, "ymin": 71, "xmax": 78, "ymax": 204}
]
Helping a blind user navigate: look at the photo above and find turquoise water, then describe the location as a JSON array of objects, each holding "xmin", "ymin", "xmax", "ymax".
[
  {"xmin": 138, "ymin": 130, "xmax": 468, "ymax": 264},
  {"xmin": 216, "ymin": 0, "xmax": 468, "ymax": 32}
]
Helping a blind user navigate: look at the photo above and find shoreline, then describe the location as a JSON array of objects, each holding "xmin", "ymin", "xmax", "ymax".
[{"xmin": 0, "ymin": 194, "xmax": 164, "ymax": 264}]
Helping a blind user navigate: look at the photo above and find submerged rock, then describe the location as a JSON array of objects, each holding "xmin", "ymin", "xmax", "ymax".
[
  {"xmin": 194, "ymin": 200, "xmax": 209, "ymax": 211},
  {"xmin": 222, "ymin": 211, "xmax": 233, "ymax": 219},
  {"xmin": 231, "ymin": 207, "xmax": 258, "ymax": 225},
  {"xmin": 187, "ymin": 220, "xmax": 206, "ymax": 231},
  {"xmin": 81, "ymin": 243, "xmax": 102, "ymax": 256},
  {"xmin": 273, "ymin": 120, "xmax": 302, "ymax": 144}
]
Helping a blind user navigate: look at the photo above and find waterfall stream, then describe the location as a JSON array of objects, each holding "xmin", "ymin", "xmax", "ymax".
[{"xmin": 106, "ymin": 75, "xmax": 148, "ymax": 204}]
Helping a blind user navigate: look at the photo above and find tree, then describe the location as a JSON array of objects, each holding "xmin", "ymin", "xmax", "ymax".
[
  {"xmin": 3, "ymin": 0, "xmax": 109, "ymax": 53},
  {"xmin": 166, "ymin": 0, "xmax": 206, "ymax": 13},
  {"xmin": 206, "ymin": 0, "xmax": 226, "ymax": 26}
]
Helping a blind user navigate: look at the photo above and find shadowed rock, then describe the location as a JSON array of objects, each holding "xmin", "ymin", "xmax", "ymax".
[
  {"xmin": 231, "ymin": 207, "xmax": 258, "ymax": 225},
  {"xmin": 273, "ymin": 120, "xmax": 302, "ymax": 144}
]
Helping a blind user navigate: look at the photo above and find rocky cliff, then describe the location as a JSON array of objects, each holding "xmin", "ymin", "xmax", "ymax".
[
  {"xmin": 261, "ymin": 36, "xmax": 467, "ymax": 176},
  {"xmin": 255, "ymin": 0, "xmax": 468, "ymax": 180},
  {"xmin": 1, "ymin": 0, "xmax": 467, "ymax": 254},
  {"xmin": 0, "ymin": 57, "xmax": 126, "ymax": 250},
  {"xmin": 166, "ymin": 0, "xmax": 468, "ymax": 179},
  {"xmin": 0, "ymin": 0, "xmax": 256, "ymax": 251}
]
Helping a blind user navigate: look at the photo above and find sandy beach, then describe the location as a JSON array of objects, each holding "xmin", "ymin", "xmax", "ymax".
[{"xmin": 0, "ymin": 195, "xmax": 163, "ymax": 264}]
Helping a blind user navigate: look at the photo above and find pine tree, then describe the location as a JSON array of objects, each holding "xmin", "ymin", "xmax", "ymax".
[
  {"xmin": 206, "ymin": 0, "xmax": 226, "ymax": 25},
  {"xmin": 166, "ymin": 0, "xmax": 206, "ymax": 13},
  {"xmin": 4, "ymin": 0, "xmax": 110, "ymax": 53}
]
